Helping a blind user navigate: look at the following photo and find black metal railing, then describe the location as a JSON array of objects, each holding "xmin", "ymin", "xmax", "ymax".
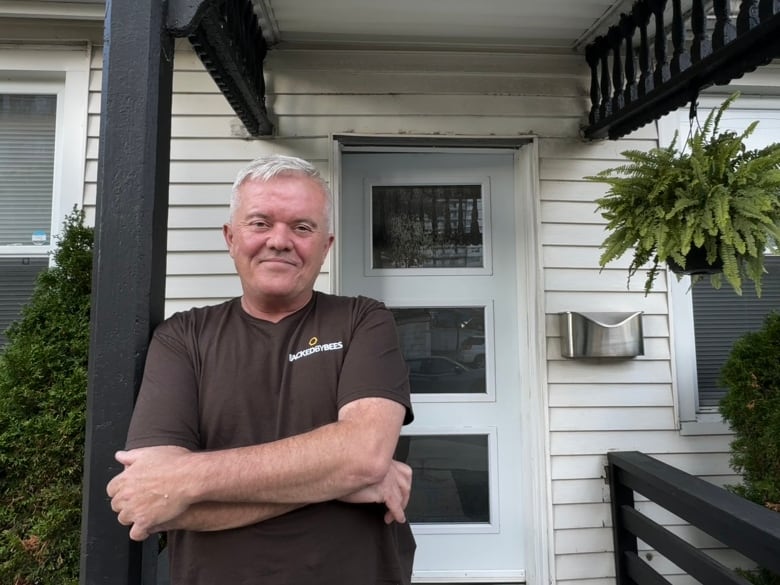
[
  {"xmin": 584, "ymin": 0, "xmax": 780, "ymax": 140},
  {"xmin": 608, "ymin": 451, "xmax": 780, "ymax": 584}
]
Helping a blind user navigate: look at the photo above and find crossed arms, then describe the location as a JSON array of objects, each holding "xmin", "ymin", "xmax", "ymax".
[{"xmin": 107, "ymin": 396, "xmax": 412, "ymax": 541}]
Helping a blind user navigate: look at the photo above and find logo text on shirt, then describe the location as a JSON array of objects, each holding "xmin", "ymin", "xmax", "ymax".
[{"xmin": 289, "ymin": 340, "xmax": 344, "ymax": 362}]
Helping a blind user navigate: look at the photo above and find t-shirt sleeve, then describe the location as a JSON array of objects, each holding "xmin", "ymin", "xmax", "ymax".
[
  {"xmin": 336, "ymin": 300, "xmax": 414, "ymax": 425},
  {"xmin": 125, "ymin": 317, "xmax": 201, "ymax": 451}
]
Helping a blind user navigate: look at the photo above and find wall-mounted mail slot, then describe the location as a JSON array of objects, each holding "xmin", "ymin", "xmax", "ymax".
[{"xmin": 559, "ymin": 311, "xmax": 644, "ymax": 359}]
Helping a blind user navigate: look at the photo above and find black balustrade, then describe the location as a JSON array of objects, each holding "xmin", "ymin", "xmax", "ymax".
[
  {"xmin": 584, "ymin": 0, "xmax": 780, "ymax": 140},
  {"xmin": 608, "ymin": 451, "xmax": 780, "ymax": 585}
]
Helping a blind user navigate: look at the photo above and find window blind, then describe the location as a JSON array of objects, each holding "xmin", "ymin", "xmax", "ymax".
[
  {"xmin": 0, "ymin": 94, "xmax": 56, "ymax": 247},
  {"xmin": 0, "ymin": 257, "xmax": 49, "ymax": 348},
  {"xmin": 692, "ymin": 256, "xmax": 780, "ymax": 408}
]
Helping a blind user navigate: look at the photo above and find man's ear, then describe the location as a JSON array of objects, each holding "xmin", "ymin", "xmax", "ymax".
[{"xmin": 223, "ymin": 223, "xmax": 235, "ymax": 258}]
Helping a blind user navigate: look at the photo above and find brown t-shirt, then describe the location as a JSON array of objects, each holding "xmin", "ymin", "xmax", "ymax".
[{"xmin": 127, "ymin": 292, "xmax": 415, "ymax": 585}]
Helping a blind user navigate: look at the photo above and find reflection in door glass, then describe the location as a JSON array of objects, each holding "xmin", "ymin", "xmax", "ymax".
[
  {"xmin": 391, "ymin": 307, "xmax": 486, "ymax": 394},
  {"xmin": 395, "ymin": 434, "xmax": 490, "ymax": 524},
  {"xmin": 371, "ymin": 184, "xmax": 483, "ymax": 268}
]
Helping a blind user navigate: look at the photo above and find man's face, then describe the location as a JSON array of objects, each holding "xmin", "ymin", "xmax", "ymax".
[{"xmin": 223, "ymin": 174, "xmax": 334, "ymax": 314}]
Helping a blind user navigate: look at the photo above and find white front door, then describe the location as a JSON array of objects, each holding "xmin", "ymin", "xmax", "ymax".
[{"xmin": 340, "ymin": 149, "xmax": 526, "ymax": 582}]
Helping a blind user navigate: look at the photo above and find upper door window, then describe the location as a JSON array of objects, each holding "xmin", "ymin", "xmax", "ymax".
[
  {"xmin": 370, "ymin": 183, "xmax": 488, "ymax": 271},
  {"xmin": 366, "ymin": 180, "xmax": 492, "ymax": 276}
]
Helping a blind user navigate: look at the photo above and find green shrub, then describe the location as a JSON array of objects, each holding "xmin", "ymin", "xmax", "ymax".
[
  {"xmin": 0, "ymin": 209, "xmax": 93, "ymax": 585},
  {"xmin": 720, "ymin": 311, "xmax": 780, "ymax": 584}
]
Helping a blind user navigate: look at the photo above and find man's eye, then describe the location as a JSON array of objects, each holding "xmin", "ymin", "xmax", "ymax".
[
  {"xmin": 251, "ymin": 221, "xmax": 270, "ymax": 229},
  {"xmin": 294, "ymin": 224, "xmax": 314, "ymax": 233}
]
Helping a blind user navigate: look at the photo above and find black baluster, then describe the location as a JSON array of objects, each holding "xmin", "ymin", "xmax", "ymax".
[
  {"xmin": 635, "ymin": 1, "xmax": 654, "ymax": 96},
  {"xmin": 737, "ymin": 0, "xmax": 760, "ymax": 33},
  {"xmin": 608, "ymin": 26, "xmax": 625, "ymax": 114},
  {"xmin": 670, "ymin": 0, "xmax": 691, "ymax": 73},
  {"xmin": 648, "ymin": 0, "xmax": 671, "ymax": 85},
  {"xmin": 598, "ymin": 37, "xmax": 613, "ymax": 119},
  {"xmin": 620, "ymin": 13, "xmax": 638, "ymax": 104},
  {"xmin": 712, "ymin": 0, "xmax": 737, "ymax": 49},
  {"xmin": 586, "ymin": 43, "xmax": 601, "ymax": 124},
  {"xmin": 690, "ymin": 0, "xmax": 712, "ymax": 61}
]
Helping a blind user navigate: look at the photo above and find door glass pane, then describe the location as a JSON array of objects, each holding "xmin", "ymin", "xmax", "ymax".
[
  {"xmin": 396, "ymin": 434, "xmax": 490, "ymax": 524},
  {"xmin": 371, "ymin": 184, "xmax": 484, "ymax": 269},
  {"xmin": 0, "ymin": 94, "xmax": 56, "ymax": 247},
  {"xmin": 391, "ymin": 307, "xmax": 486, "ymax": 394}
]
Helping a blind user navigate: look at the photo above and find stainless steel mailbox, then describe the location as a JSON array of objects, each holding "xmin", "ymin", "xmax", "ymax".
[{"xmin": 559, "ymin": 311, "xmax": 644, "ymax": 359}]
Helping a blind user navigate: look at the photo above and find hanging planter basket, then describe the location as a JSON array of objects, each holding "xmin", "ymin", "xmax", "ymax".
[
  {"xmin": 666, "ymin": 245, "xmax": 724, "ymax": 276},
  {"xmin": 586, "ymin": 92, "xmax": 780, "ymax": 297}
]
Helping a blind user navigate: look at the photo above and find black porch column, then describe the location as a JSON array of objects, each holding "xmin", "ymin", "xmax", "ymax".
[{"xmin": 79, "ymin": 0, "xmax": 173, "ymax": 582}]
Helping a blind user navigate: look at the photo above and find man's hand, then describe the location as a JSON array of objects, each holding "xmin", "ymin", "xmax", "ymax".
[
  {"xmin": 107, "ymin": 445, "xmax": 194, "ymax": 541},
  {"xmin": 340, "ymin": 460, "xmax": 412, "ymax": 524}
]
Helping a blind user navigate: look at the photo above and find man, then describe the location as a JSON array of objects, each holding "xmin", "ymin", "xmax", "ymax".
[{"xmin": 107, "ymin": 155, "xmax": 416, "ymax": 584}]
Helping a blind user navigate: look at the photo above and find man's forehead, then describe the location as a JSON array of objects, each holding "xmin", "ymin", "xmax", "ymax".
[{"xmin": 237, "ymin": 183, "xmax": 326, "ymax": 219}]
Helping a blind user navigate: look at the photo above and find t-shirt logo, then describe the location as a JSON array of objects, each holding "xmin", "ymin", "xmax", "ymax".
[{"xmin": 289, "ymin": 337, "xmax": 344, "ymax": 362}]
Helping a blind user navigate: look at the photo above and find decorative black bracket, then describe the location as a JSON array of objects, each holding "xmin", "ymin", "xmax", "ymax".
[
  {"xmin": 167, "ymin": 0, "xmax": 274, "ymax": 136},
  {"xmin": 584, "ymin": 0, "xmax": 780, "ymax": 140}
]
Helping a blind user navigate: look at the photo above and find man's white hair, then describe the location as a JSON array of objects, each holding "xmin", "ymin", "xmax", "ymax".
[{"xmin": 229, "ymin": 154, "xmax": 333, "ymax": 231}]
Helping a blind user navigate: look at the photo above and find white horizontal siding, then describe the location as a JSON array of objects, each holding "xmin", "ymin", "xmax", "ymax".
[
  {"xmin": 549, "ymin": 384, "xmax": 673, "ymax": 407},
  {"xmin": 551, "ymin": 431, "xmax": 733, "ymax": 456},
  {"xmin": 549, "ymin": 407, "xmax": 677, "ymax": 432}
]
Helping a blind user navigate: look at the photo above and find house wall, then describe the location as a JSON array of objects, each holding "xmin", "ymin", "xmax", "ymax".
[{"xmin": 11, "ymin": 26, "xmax": 751, "ymax": 583}]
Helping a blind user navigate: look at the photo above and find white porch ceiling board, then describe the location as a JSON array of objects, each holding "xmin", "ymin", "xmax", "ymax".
[
  {"xmin": 262, "ymin": 0, "xmax": 632, "ymax": 52},
  {"xmin": 3, "ymin": 0, "xmax": 711, "ymax": 53},
  {"xmin": 3, "ymin": 0, "xmax": 645, "ymax": 53}
]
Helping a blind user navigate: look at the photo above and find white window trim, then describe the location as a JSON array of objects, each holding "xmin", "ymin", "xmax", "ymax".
[
  {"xmin": 0, "ymin": 46, "xmax": 90, "ymax": 262},
  {"xmin": 669, "ymin": 274, "xmax": 731, "ymax": 435},
  {"xmin": 666, "ymin": 94, "xmax": 780, "ymax": 435}
]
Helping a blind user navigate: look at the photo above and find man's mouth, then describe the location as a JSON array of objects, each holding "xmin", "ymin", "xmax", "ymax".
[{"xmin": 258, "ymin": 256, "xmax": 297, "ymax": 267}]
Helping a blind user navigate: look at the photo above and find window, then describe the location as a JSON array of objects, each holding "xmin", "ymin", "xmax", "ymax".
[
  {"xmin": 0, "ymin": 48, "xmax": 89, "ymax": 347},
  {"xmin": 691, "ymin": 259, "xmax": 780, "ymax": 409},
  {"xmin": 0, "ymin": 94, "xmax": 56, "ymax": 345},
  {"xmin": 669, "ymin": 96, "xmax": 780, "ymax": 432}
]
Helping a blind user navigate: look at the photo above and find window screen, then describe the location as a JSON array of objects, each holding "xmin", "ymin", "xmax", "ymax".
[
  {"xmin": 0, "ymin": 94, "xmax": 56, "ymax": 247},
  {"xmin": 0, "ymin": 257, "xmax": 49, "ymax": 348},
  {"xmin": 692, "ymin": 255, "xmax": 780, "ymax": 408}
]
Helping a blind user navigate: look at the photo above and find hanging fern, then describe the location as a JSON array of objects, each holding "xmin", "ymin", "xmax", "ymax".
[{"xmin": 588, "ymin": 92, "xmax": 780, "ymax": 296}]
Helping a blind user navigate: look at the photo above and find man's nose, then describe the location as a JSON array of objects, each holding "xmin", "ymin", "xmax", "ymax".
[{"xmin": 266, "ymin": 224, "xmax": 293, "ymax": 250}]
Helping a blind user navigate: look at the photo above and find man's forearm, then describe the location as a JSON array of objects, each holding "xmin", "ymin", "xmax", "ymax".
[
  {"xmin": 159, "ymin": 501, "xmax": 303, "ymax": 533},
  {"xmin": 183, "ymin": 399, "xmax": 405, "ymax": 505},
  {"xmin": 108, "ymin": 398, "xmax": 408, "ymax": 540}
]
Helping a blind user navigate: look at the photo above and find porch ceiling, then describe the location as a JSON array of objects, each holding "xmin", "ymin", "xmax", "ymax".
[
  {"xmin": 3, "ymin": 0, "xmax": 639, "ymax": 54},
  {"xmin": 253, "ymin": 0, "xmax": 635, "ymax": 53}
]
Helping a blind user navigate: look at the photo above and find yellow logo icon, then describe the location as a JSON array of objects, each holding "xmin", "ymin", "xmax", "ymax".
[{"xmin": 309, "ymin": 337, "xmax": 318, "ymax": 346}]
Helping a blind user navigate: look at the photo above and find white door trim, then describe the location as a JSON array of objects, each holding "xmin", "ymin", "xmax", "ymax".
[{"xmin": 330, "ymin": 136, "xmax": 553, "ymax": 585}]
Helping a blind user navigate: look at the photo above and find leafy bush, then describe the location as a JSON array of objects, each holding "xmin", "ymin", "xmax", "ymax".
[
  {"xmin": 0, "ymin": 209, "xmax": 93, "ymax": 585},
  {"xmin": 720, "ymin": 311, "xmax": 780, "ymax": 584}
]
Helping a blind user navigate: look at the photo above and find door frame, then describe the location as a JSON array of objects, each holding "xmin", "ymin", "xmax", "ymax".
[{"xmin": 330, "ymin": 135, "xmax": 552, "ymax": 584}]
